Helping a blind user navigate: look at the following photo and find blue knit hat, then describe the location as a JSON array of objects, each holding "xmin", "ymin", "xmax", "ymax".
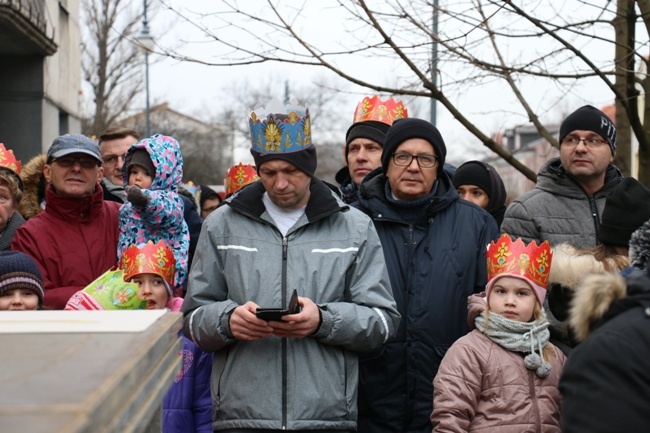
[{"xmin": 0, "ymin": 251, "xmax": 44, "ymax": 303}]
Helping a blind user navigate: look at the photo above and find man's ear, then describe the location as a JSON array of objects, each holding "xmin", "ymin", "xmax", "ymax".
[
  {"xmin": 43, "ymin": 164, "xmax": 52, "ymax": 184},
  {"xmin": 96, "ymin": 166, "xmax": 104, "ymax": 184}
]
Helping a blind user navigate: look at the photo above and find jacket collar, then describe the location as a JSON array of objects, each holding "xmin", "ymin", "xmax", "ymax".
[
  {"xmin": 539, "ymin": 157, "xmax": 622, "ymax": 198},
  {"xmin": 44, "ymin": 184, "xmax": 106, "ymax": 223},
  {"xmin": 227, "ymin": 178, "xmax": 347, "ymax": 224},
  {"xmin": 357, "ymin": 166, "xmax": 459, "ymax": 220}
]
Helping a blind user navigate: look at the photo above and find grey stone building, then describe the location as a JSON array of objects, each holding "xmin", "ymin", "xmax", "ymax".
[{"xmin": 0, "ymin": 0, "xmax": 81, "ymax": 162}]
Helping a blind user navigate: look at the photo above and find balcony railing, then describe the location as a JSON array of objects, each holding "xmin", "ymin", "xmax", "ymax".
[{"xmin": 0, "ymin": 0, "xmax": 57, "ymax": 55}]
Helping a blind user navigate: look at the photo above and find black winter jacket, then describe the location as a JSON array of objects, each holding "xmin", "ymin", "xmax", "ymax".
[
  {"xmin": 354, "ymin": 168, "xmax": 499, "ymax": 433},
  {"xmin": 560, "ymin": 268, "xmax": 650, "ymax": 432}
]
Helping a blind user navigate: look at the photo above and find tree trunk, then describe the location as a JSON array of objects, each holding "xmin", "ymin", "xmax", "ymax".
[{"xmin": 613, "ymin": 0, "xmax": 634, "ymax": 177}]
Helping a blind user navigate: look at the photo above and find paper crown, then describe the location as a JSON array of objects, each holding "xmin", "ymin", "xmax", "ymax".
[
  {"xmin": 225, "ymin": 162, "xmax": 259, "ymax": 196},
  {"xmin": 64, "ymin": 269, "xmax": 147, "ymax": 310},
  {"xmin": 486, "ymin": 234, "xmax": 552, "ymax": 289},
  {"xmin": 119, "ymin": 240, "xmax": 176, "ymax": 290},
  {"xmin": 352, "ymin": 96, "xmax": 408, "ymax": 125},
  {"xmin": 0, "ymin": 143, "xmax": 21, "ymax": 175},
  {"xmin": 249, "ymin": 100, "xmax": 312, "ymax": 154}
]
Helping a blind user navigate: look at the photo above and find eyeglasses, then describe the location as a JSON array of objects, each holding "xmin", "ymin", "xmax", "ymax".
[
  {"xmin": 102, "ymin": 154, "xmax": 125, "ymax": 166},
  {"xmin": 561, "ymin": 136, "xmax": 608, "ymax": 149},
  {"xmin": 391, "ymin": 152, "xmax": 438, "ymax": 168},
  {"xmin": 53, "ymin": 156, "xmax": 99, "ymax": 169}
]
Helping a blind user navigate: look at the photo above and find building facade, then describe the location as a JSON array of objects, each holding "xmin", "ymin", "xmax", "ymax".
[{"xmin": 0, "ymin": 0, "xmax": 81, "ymax": 161}]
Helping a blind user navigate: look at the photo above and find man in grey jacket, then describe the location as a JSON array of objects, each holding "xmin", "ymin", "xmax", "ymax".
[
  {"xmin": 182, "ymin": 103, "xmax": 400, "ymax": 433},
  {"xmin": 501, "ymin": 105, "xmax": 623, "ymax": 248}
]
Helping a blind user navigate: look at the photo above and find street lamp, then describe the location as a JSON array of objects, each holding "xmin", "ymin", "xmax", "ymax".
[{"xmin": 135, "ymin": 0, "xmax": 154, "ymax": 138}]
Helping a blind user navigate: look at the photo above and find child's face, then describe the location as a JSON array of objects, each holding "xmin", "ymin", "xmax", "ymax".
[
  {"xmin": 129, "ymin": 165, "xmax": 153, "ymax": 189},
  {"xmin": 487, "ymin": 276, "xmax": 537, "ymax": 322},
  {"xmin": 0, "ymin": 288, "xmax": 39, "ymax": 311},
  {"xmin": 131, "ymin": 273, "xmax": 169, "ymax": 309}
]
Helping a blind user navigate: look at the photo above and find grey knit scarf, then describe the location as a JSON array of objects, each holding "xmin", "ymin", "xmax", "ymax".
[{"xmin": 475, "ymin": 311, "xmax": 552, "ymax": 378}]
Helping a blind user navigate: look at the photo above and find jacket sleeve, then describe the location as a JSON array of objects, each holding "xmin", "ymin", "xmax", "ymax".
[
  {"xmin": 139, "ymin": 190, "xmax": 185, "ymax": 231},
  {"xmin": 182, "ymin": 220, "xmax": 239, "ymax": 352},
  {"xmin": 11, "ymin": 227, "xmax": 80, "ymax": 309},
  {"xmin": 431, "ymin": 339, "xmax": 484, "ymax": 433},
  {"xmin": 500, "ymin": 200, "xmax": 539, "ymax": 244},
  {"xmin": 192, "ymin": 344, "xmax": 213, "ymax": 432},
  {"xmin": 311, "ymin": 218, "xmax": 400, "ymax": 352}
]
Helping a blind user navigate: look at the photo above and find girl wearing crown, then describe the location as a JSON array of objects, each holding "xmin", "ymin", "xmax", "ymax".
[
  {"xmin": 431, "ymin": 234, "xmax": 566, "ymax": 433},
  {"xmin": 120, "ymin": 241, "xmax": 212, "ymax": 433},
  {"xmin": 65, "ymin": 240, "xmax": 212, "ymax": 433}
]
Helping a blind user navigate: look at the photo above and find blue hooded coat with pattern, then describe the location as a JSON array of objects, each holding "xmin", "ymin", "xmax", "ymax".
[{"xmin": 117, "ymin": 134, "xmax": 189, "ymax": 289}]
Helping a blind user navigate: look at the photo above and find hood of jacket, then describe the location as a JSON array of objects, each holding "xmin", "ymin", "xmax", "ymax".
[
  {"xmin": 629, "ymin": 218, "xmax": 650, "ymax": 270},
  {"xmin": 536, "ymin": 157, "xmax": 622, "ymax": 199},
  {"xmin": 569, "ymin": 268, "xmax": 650, "ymax": 342},
  {"xmin": 17, "ymin": 153, "xmax": 47, "ymax": 220},
  {"xmin": 356, "ymin": 166, "xmax": 459, "ymax": 220},
  {"xmin": 467, "ymin": 292, "xmax": 488, "ymax": 329},
  {"xmin": 122, "ymin": 134, "xmax": 183, "ymax": 192},
  {"xmin": 549, "ymin": 243, "xmax": 607, "ymax": 290}
]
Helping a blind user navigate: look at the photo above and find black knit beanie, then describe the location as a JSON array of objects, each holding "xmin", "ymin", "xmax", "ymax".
[
  {"xmin": 199, "ymin": 185, "xmax": 222, "ymax": 208},
  {"xmin": 381, "ymin": 118, "xmax": 446, "ymax": 174},
  {"xmin": 599, "ymin": 177, "xmax": 650, "ymax": 247},
  {"xmin": 251, "ymin": 146, "xmax": 317, "ymax": 177},
  {"xmin": 0, "ymin": 251, "xmax": 44, "ymax": 303},
  {"xmin": 452, "ymin": 162, "xmax": 492, "ymax": 197},
  {"xmin": 125, "ymin": 149, "xmax": 155, "ymax": 178},
  {"xmin": 344, "ymin": 120, "xmax": 390, "ymax": 158},
  {"xmin": 559, "ymin": 105, "xmax": 617, "ymax": 155}
]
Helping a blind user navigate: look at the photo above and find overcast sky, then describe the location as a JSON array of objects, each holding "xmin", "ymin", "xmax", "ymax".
[{"xmin": 143, "ymin": 1, "xmax": 620, "ymax": 165}]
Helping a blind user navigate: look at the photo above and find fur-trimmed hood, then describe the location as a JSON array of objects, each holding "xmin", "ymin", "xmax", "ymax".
[
  {"xmin": 18, "ymin": 154, "xmax": 46, "ymax": 220},
  {"xmin": 546, "ymin": 243, "xmax": 608, "ymax": 323},
  {"xmin": 549, "ymin": 243, "xmax": 607, "ymax": 289},
  {"xmin": 629, "ymin": 218, "xmax": 650, "ymax": 270},
  {"xmin": 569, "ymin": 271, "xmax": 627, "ymax": 342}
]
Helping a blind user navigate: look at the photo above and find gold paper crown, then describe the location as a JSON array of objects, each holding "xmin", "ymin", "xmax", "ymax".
[
  {"xmin": 249, "ymin": 99, "xmax": 312, "ymax": 154},
  {"xmin": 119, "ymin": 240, "xmax": 176, "ymax": 289},
  {"xmin": 486, "ymin": 234, "xmax": 552, "ymax": 289},
  {"xmin": 0, "ymin": 143, "xmax": 21, "ymax": 175},
  {"xmin": 352, "ymin": 95, "xmax": 408, "ymax": 125},
  {"xmin": 225, "ymin": 162, "xmax": 259, "ymax": 196}
]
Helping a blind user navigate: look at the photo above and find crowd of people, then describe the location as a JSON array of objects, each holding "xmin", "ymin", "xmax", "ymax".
[{"xmin": 1, "ymin": 96, "xmax": 649, "ymax": 433}]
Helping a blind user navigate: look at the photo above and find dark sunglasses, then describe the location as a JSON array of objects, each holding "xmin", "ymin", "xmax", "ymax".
[{"xmin": 53, "ymin": 156, "xmax": 99, "ymax": 169}]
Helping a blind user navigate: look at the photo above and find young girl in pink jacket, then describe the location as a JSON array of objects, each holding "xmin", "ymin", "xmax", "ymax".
[{"xmin": 431, "ymin": 234, "xmax": 566, "ymax": 433}]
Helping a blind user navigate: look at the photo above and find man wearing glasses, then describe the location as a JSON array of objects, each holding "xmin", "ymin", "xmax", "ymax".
[
  {"xmin": 11, "ymin": 134, "xmax": 120, "ymax": 309},
  {"xmin": 354, "ymin": 118, "xmax": 499, "ymax": 433},
  {"xmin": 501, "ymin": 104, "xmax": 623, "ymax": 248},
  {"xmin": 98, "ymin": 127, "xmax": 139, "ymax": 203}
]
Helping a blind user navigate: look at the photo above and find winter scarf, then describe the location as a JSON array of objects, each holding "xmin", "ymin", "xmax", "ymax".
[{"xmin": 475, "ymin": 310, "xmax": 552, "ymax": 378}]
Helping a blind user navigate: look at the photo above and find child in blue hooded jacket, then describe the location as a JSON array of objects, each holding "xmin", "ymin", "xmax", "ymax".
[{"xmin": 117, "ymin": 134, "xmax": 190, "ymax": 295}]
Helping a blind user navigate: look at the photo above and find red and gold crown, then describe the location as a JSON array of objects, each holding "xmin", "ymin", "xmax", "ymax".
[
  {"xmin": 225, "ymin": 162, "xmax": 259, "ymax": 196},
  {"xmin": 0, "ymin": 143, "xmax": 21, "ymax": 175},
  {"xmin": 352, "ymin": 95, "xmax": 408, "ymax": 125},
  {"xmin": 486, "ymin": 234, "xmax": 552, "ymax": 289},
  {"xmin": 119, "ymin": 240, "xmax": 176, "ymax": 292}
]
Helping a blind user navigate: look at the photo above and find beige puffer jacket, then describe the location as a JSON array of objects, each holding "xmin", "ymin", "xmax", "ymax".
[{"xmin": 431, "ymin": 294, "xmax": 566, "ymax": 433}]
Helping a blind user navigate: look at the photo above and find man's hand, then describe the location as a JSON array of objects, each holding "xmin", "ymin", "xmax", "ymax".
[
  {"xmin": 125, "ymin": 185, "xmax": 150, "ymax": 207},
  {"xmin": 229, "ymin": 302, "xmax": 274, "ymax": 341},
  {"xmin": 269, "ymin": 296, "xmax": 321, "ymax": 338}
]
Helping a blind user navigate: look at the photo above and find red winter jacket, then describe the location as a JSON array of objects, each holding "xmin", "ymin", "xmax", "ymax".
[{"xmin": 11, "ymin": 185, "xmax": 120, "ymax": 309}]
